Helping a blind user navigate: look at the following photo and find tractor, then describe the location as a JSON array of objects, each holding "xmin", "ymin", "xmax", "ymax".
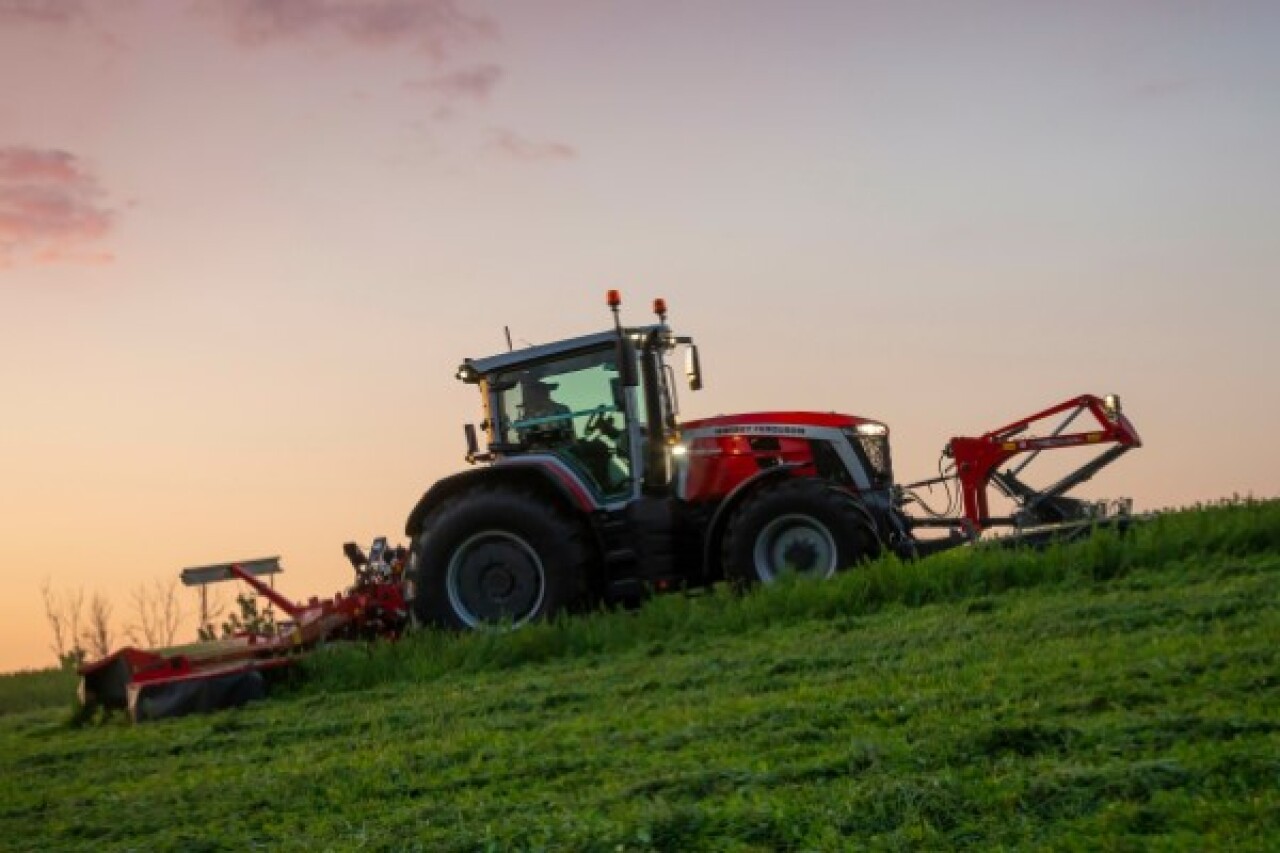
[
  {"xmin": 73, "ymin": 292, "xmax": 1141, "ymax": 721},
  {"xmin": 404, "ymin": 292, "xmax": 1141, "ymax": 629}
]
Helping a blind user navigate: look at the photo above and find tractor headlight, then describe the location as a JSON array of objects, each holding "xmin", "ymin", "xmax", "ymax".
[
  {"xmin": 855, "ymin": 422, "xmax": 887, "ymax": 437},
  {"xmin": 1103, "ymin": 394, "xmax": 1122, "ymax": 419}
]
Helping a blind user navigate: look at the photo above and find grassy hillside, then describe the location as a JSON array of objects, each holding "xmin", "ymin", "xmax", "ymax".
[
  {"xmin": 1, "ymin": 500, "xmax": 1276, "ymax": 851},
  {"xmin": 0, "ymin": 667, "xmax": 76, "ymax": 717}
]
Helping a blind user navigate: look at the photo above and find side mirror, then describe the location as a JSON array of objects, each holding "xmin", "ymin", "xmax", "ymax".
[{"xmin": 685, "ymin": 345, "xmax": 703, "ymax": 391}]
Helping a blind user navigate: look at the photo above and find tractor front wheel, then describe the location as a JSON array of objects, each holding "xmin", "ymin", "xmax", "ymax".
[
  {"xmin": 412, "ymin": 486, "xmax": 590, "ymax": 629},
  {"xmin": 723, "ymin": 478, "xmax": 878, "ymax": 585}
]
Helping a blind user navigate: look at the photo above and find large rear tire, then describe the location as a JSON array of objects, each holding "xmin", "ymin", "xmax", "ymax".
[
  {"xmin": 722, "ymin": 478, "xmax": 879, "ymax": 585},
  {"xmin": 412, "ymin": 486, "xmax": 590, "ymax": 629}
]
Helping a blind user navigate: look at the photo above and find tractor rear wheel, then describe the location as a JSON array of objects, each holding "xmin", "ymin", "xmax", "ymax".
[
  {"xmin": 722, "ymin": 478, "xmax": 878, "ymax": 585},
  {"xmin": 412, "ymin": 486, "xmax": 590, "ymax": 629}
]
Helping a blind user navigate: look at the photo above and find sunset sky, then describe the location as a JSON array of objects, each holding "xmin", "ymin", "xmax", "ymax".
[{"xmin": 2, "ymin": 0, "xmax": 1277, "ymax": 673}]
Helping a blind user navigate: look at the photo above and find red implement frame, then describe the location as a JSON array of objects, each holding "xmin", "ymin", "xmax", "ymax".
[
  {"xmin": 947, "ymin": 394, "xmax": 1142, "ymax": 528},
  {"xmin": 78, "ymin": 558, "xmax": 408, "ymax": 722}
]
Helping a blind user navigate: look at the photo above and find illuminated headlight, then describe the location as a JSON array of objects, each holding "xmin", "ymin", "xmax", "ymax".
[
  {"xmin": 855, "ymin": 423, "xmax": 887, "ymax": 437},
  {"xmin": 671, "ymin": 444, "xmax": 688, "ymax": 457}
]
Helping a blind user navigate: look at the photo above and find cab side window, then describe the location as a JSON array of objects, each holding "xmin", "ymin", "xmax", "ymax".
[{"xmin": 494, "ymin": 348, "xmax": 633, "ymax": 498}]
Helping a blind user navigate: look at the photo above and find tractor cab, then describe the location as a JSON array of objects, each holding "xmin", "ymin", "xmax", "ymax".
[{"xmin": 456, "ymin": 295, "xmax": 701, "ymax": 505}]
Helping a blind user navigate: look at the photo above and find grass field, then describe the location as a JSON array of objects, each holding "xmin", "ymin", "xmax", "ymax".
[{"xmin": 1, "ymin": 500, "xmax": 1276, "ymax": 850}]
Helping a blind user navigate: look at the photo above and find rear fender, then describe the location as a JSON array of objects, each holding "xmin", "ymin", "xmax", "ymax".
[{"xmin": 404, "ymin": 457, "xmax": 599, "ymax": 538}]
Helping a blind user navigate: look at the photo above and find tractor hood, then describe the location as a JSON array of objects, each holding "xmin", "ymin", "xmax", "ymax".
[{"xmin": 681, "ymin": 411, "xmax": 888, "ymax": 436}]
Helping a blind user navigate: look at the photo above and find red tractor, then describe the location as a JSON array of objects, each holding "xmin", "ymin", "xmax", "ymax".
[{"xmin": 405, "ymin": 292, "xmax": 1141, "ymax": 629}]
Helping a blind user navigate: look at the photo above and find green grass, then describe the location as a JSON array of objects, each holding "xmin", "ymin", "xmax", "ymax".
[
  {"xmin": 1, "ymin": 499, "xmax": 1277, "ymax": 850},
  {"xmin": 0, "ymin": 667, "xmax": 77, "ymax": 717}
]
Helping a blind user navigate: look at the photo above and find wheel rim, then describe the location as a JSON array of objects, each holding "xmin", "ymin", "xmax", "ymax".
[
  {"xmin": 752, "ymin": 513, "xmax": 838, "ymax": 581},
  {"xmin": 445, "ymin": 530, "xmax": 546, "ymax": 628}
]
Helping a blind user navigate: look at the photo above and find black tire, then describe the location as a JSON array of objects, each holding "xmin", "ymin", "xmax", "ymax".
[
  {"xmin": 412, "ymin": 485, "xmax": 591, "ymax": 629},
  {"xmin": 722, "ymin": 478, "xmax": 879, "ymax": 585}
]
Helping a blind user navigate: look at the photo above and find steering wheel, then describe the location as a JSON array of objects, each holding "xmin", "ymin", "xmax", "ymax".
[{"xmin": 584, "ymin": 407, "xmax": 619, "ymax": 439}]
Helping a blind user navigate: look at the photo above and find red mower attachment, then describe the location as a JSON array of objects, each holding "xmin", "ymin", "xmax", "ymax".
[
  {"xmin": 950, "ymin": 393, "xmax": 1141, "ymax": 529},
  {"xmin": 903, "ymin": 394, "xmax": 1141, "ymax": 548},
  {"xmin": 77, "ymin": 541, "xmax": 409, "ymax": 722}
]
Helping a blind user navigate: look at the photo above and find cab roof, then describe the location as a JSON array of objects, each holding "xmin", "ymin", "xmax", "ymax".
[{"xmin": 460, "ymin": 325, "xmax": 665, "ymax": 380}]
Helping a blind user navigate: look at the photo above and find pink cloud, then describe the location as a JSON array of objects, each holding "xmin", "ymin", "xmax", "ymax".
[
  {"xmin": 0, "ymin": 146, "xmax": 116, "ymax": 269},
  {"xmin": 487, "ymin": 129, "xmax": 577, "ymax": 163},
  {"xmin": 0, "ymin": 0, "xmax": 85, "ymax": 26},
  {"xmin": 205, "ymin": 0, "xmax": 494, "ymax": 56},
  {"xmin": 483, "ymin": 128, "xmax": 576, "ymax": 162},
  {"xmin": 406, "ymin": 62, "xmax": 503, "ymax": 102}
]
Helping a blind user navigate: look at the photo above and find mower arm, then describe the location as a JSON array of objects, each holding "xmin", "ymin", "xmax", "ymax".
[{"xmin": 946, "ymin": 394, "xmax": 1142, "ymax": 530}]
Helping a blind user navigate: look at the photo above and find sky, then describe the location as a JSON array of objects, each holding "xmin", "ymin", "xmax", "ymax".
[{"xmin": 1, "ymin": 0, "xmax": 1277, "ymax": 673}]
